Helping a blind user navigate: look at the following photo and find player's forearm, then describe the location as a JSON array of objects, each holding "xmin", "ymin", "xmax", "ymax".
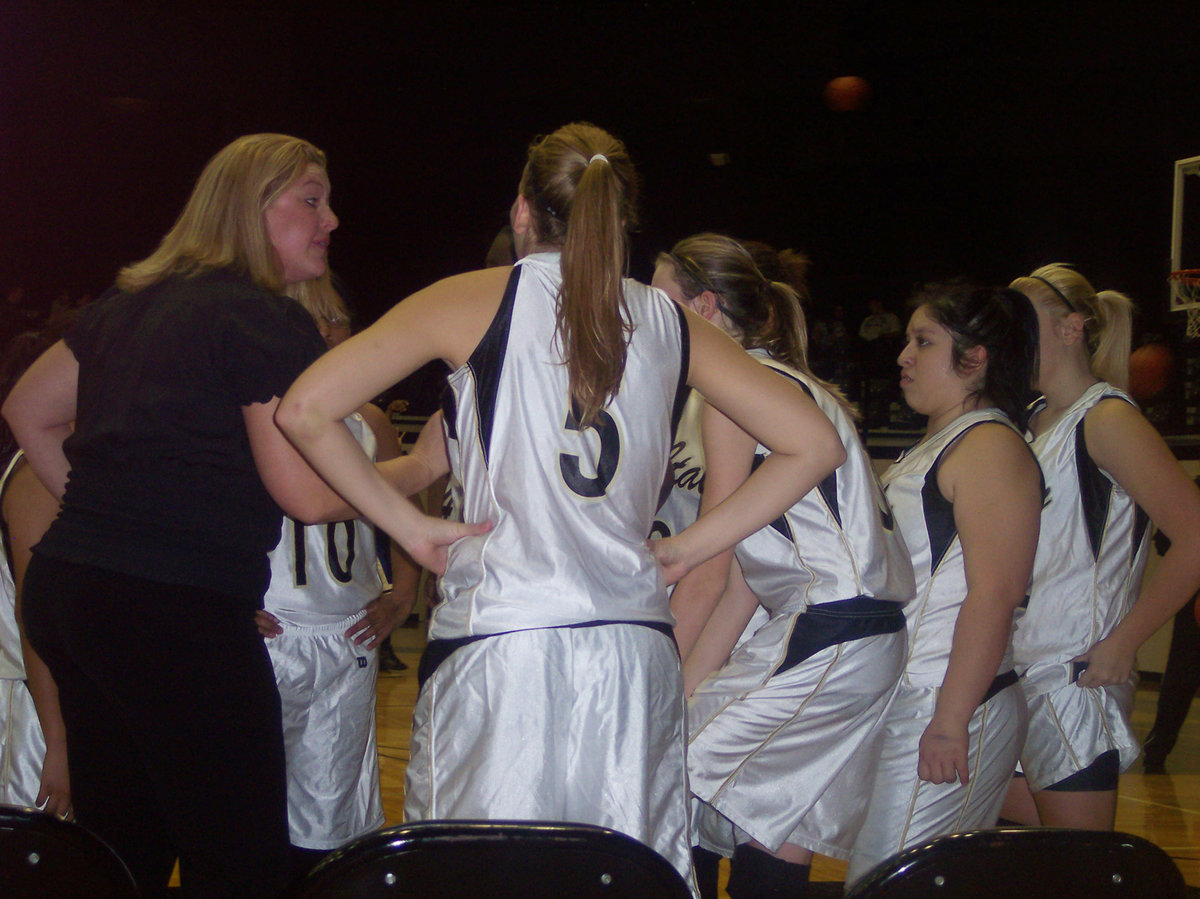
[
  {"xmin": 675, "ymin": 449, "xmax": 840, "ymax": 576},
  {"xmin": 934, "ymin": 593, "xmax": 1016, "ymax": 728},
  {"xmin": 21, "ymin": 635, "xmax": 68, "ymax": 750}
]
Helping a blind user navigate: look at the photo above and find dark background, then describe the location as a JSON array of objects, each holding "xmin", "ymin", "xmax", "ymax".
[{"xmin": 4, "ymin": 0, "xmax": 1199, "ymax": 335}]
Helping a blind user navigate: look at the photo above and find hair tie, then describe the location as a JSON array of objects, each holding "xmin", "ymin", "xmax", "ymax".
[
  {"xmin": 1030, "ymin": 274, "xmax": 1077, "ymax": 313},
  {"xmin": 588, "ymin": 154, "xmax": 609, "ymax": 165}
]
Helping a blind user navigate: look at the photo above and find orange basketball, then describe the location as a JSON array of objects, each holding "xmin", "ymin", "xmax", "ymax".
[
  {"xmin": 824, "ymin": 76, "xmax": 871, "ymax": 112},
  {"xmin": 1127, "ymin": 343, "xmax": 1175, "ymax": 402}
]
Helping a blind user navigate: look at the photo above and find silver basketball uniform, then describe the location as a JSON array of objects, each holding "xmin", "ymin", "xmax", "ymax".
[
  {"xmin": 688, "ymin": 355, "xmax": 913, "ymax": 859},
  {"xmin": 849, "ymin": 410, "xmax": 1029, "ymax": 884},
  {"xmin": 733, "ymin": 353, "xmax": 914, "ymax": 616},
  {"xmin": 409, "ymin": 253, "xmax": 694, "ymax": 889},
  {"xmin": 264, "ymin": 413, "xmax": 385, "ymax": 849},
  {"xmin": 1014, "ymin": 382, "xmax": 1147, "ymax": 788},
  {"xmin": 0, "ymin": 452, "xmax": 48, "ymax": 808},
  {"xmin": 433, "ymin": 252, "xmax": 689, "ymax": 637},
  {"xmin": 651, "ymin": 387, "xmax": 705, "ymax": 541}
]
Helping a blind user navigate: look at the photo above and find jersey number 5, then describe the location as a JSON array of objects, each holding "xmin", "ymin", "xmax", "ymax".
[{"xmin": 560, "ymin": 406, "xmax": 620, "ymax": 499}]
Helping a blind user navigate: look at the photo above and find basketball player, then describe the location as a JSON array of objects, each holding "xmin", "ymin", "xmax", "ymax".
[
  {"xmin": 653, "ymin": 234, "xmax": 915, "ymax": 899},
  {"xmin": 276, "ymin": 123, "xmax": 846, "ymax": 889},
  {"xmin": 1000, "ymin": 265, "xmax": 1200, "ymax": 828},
  {"xmin": 254, "ymin": 275, "xmax": 408, "ymax": 878},
  {"xmin": 1, "ymin": 451, "xmax": 66, "ymax": 816},
  {"xmin": 848, "ymin": 283, "xmax": 1042, "ymax": 885},
  {"xmin": 0, "ymin": 327, "xmax": 72, "ymax": 819}
]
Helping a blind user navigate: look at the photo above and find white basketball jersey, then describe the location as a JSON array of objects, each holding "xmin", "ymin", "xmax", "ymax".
[
  {"xmin": 882, "ymin": 409, "xmax": 1019, "ymax": 687},
  {"xmin": 1014, "ymin": 382, "xmax": 1151, "ymax": 687},
  {"xmin": 434, "ymin": 252, "xmax": 689, "ymax": 638},
  {"xmin": 0, "ymin": 453, "xmax": 25, "ymax": 680},
  {"xmin": 651, "ymin": 387, "xmax": 705, "ymax": 540},
  {"xmin": 264, "ymin": 414, "xmax": 383, "ymax": 625},
  {"xmin": 736, "ymin": 353, "xmax": 914, "ymax": 613}
]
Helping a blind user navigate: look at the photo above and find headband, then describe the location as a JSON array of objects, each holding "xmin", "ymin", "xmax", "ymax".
[{"xmin": 1029, "ymin": 274, "xmax": 1077, "ymax": 312}]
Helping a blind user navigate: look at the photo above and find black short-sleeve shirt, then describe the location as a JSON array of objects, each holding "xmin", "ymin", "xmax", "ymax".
[{"xmin": 35, "ymin": 269, "xmax": 326, "ymax": 599}]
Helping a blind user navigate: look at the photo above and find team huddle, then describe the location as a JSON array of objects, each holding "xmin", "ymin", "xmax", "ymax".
[{"xmin": 2, "ymin": 123, "xmax": 1199, "ymax": 898}]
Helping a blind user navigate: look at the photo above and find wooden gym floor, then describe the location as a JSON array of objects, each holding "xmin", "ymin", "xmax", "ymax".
[{"xmin": 378, "ymin": 624, "xmax": 1200, "ymax": 892}]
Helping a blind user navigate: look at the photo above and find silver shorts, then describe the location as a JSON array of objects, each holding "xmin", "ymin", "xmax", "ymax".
[
  {"xmin": 688, "ymin": 624, "xmax": 905, "ymax": 859},
  {"xmin": 404, "ymin": 623, "xmax": 696, "ymax": 894},
  {"xmin": 848, "ymin": 680, "xmax": 1027, "ymax": 886},
  {"xmin": 0, "ymin": 677, "xmax": 46, "ymax": 808},
  {"xmin": 267, "ymin": 611, "xmax": 383, "ymax": 849},
  {"xmin": 1019, "ymin": 664, "xmax": 1139, "ymax": 790}
]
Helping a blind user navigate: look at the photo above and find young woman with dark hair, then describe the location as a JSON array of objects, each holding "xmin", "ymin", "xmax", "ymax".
[{"xmin": 849, "ymin": 283, "xmax": 1043, "ymax": 885}]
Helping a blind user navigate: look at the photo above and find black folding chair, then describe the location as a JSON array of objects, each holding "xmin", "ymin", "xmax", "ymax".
[
  {"xmin": 845, "ymin": 827, "xmax": 1187, "ymax": 898},
  {"xmin": 293, "ymin": 820, "xmax": 692, "ymax": 898},
  {"xmin": 0, "ymin": 804, "xmax": 140, "ymax": 898}
]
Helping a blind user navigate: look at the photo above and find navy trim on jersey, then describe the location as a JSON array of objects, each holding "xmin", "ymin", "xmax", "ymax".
[
  {"xmin": 440, "ymin": 384, "xmax": 458, "ymax": 441},
  {"xmin": 751, "ymin": 453, "xmax": 795, "ymax": 542},
  {"xmin": 982, "ymin": 668, "xmax": 1019, "ymax": 704},
  {"xmin": 921, "ymin": 458, "xmax": 957, "ymax": 574},
  {"xmin": 766, "ymin": 366, "xmax": 842, "ymax": 528},
  {"xmin": 416, "ymin": 618, "xmax": 677, "ymax": 689},
  {"xmin": 464, "ymin": 265, "xmax": 521, "ymax": 468},
  {"xmin": 776, "ymin": 596, "xmax": 906, "ymax": 676},
  {"xmin": 1075, "ymin": 420, "xmax": 1110, "ymax": 563},
  {"xmin": 921, "ymin": 419, "xmax": 1035, "ymax": 573},
  {"xmin": 1072, "ymin": 393, "xmax": 1148, "ymax": 563},
  {"xmin": 668, "ymin": 299, "xmax": 691, "ymax": 436}
]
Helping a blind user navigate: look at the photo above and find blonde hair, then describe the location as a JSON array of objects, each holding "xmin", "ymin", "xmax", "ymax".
[
  {"xmin": 521, "ymin": 123, "xmax": 640, "ymax": 427},
  {"xmin": 117, "ymin": 133, "xmax": 328, "ymax": 295},
  {"xmin": 1011, "ymin": 263, "xmax": 1134, "ymax": 389},
  {"xmin": 286, "ymin": 271, "xmax": 349, "ymax": 330}
]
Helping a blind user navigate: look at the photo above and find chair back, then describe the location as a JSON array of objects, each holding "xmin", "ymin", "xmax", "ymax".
[
  {"xmin": 293, "ymin": 820, "xmax": 692, "ymax": 898},
  {"xmin": 845, "ymin": 827, "xmax": 1187, "ymax": 898},
  {"xmin": 0, "ymin": 804, "xmax": 140, "ymax": 898}
]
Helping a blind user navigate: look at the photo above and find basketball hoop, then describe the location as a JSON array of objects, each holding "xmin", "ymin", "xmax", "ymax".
[{"xmin": 1169, "ymin": 269, "xmax": 1200, "ymax": 339}]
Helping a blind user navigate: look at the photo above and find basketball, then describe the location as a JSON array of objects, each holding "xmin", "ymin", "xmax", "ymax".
[
  {"xmin": 1127, "ymin": 343, "xmax": 1175, "ymax": 402},
  {"xmin": 824, "ymin": 76, "xmax": 871, "ymax": 112}
]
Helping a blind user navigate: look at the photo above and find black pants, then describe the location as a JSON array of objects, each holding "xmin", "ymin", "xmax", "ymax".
[{"xmin": 22, "ymin": 554, "xmax": 291, "ymax": 898}]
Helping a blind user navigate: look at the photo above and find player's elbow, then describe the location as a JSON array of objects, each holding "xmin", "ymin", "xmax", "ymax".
[{"xmin": 273, "ymin": 391, "xmax": 324, "ymax": 448}]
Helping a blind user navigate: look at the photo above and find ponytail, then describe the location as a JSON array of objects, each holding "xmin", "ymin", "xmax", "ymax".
[
  {"xmin": 662, "ymin": 233, "xmax": 856, "ymax": 418},
  {"xmin": 1015, "ymin": 264, "xmax": 1134, "ymax": 390},
  {"xmin": 1091, "ymin": 290, "xmax": 1134, "ymax": 389},
  {"xmin": 522, "ymin": 124, "xmax": 640, "ymax": 427}
]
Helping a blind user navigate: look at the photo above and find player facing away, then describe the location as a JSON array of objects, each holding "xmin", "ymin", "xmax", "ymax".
[
  {"xmin": 1000, "ymin": 264, "xmax": 1200, "ymax": 829},
  {"xmin": 654, "ymin": 234, "xmax": 915, "ymax": 899},
  {"xmin": 276, "ymin": 122, "xmax": 846, "ymax": 892},
  {"xmin": 848, "ymin": 283, "xmax": 1043, "ymax": 885}
]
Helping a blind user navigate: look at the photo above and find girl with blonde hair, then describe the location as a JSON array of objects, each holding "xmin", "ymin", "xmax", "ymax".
[{"xmin": 1002, "ymin": 264, "xmax": 1200, "ymax": 829}]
